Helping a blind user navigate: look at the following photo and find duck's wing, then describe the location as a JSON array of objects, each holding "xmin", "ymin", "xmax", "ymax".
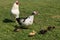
[{"xmin": 19, "ymin": 17, "xmax": 28, "ymax": 23}]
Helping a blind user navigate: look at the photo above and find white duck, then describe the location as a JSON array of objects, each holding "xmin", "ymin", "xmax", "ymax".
[
  {"xmin": 11, "ymin": 0, "xmax": 20, "ymax": 20},
  {"xmin": 16, "ymin": 11, "xmax": 38, "ymax": 26}
]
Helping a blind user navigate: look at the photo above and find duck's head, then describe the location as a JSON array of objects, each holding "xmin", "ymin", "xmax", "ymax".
[
  {"xmin": 15, "ymin": 0, "xmax": 19, "ymax": 5},
  {"xmin": 32, "ymin": 30, "xmax": 36, "ymax": 33},
  {"xmin": 38, "ymin": 29, "xmax": 47, "ymax": 34},
  {"xmin": 32, "ymin": 11, "xmax": 38, "ymax": 15}
]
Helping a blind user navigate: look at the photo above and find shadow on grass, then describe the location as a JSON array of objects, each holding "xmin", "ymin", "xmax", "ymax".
[
  {"xmin": 56, "ymin": 21, "xmax": 60, "ymax": 22},
  {"xmin": 3, "ymin": 19, "xmax": 15, "ymax": 23},
  {"xmin": 13, "ymin": 25, "xmax": 29, "ymax": 32}
]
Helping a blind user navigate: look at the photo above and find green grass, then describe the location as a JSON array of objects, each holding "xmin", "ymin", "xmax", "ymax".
[{"xmin": 0, "ymin": 0, "xmax": 60, "ymax": 40}]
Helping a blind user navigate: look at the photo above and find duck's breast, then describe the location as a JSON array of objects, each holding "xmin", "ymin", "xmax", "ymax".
[{"xmin": 11, "ymin": 3, "xmax": 19, "ymax": 14}]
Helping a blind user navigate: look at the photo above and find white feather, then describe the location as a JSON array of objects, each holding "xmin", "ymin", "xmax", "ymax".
[
  {"xmin": 20, "ymin": 15, "xmax": 34, "ymax": 26},
  {"xmin": 11, "ymin": 1, "xmax": 20, "ymax": 18}
]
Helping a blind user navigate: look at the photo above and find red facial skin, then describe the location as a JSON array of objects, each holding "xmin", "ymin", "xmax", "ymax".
[{"xmin": 16, "ymin": 2, "xmax": 19, "ymax": 5}]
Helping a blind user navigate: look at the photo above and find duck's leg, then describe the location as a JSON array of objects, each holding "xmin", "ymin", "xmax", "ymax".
[{"xmin": 10, "ymin": 13, "xmax": 15, "ymax": 22}]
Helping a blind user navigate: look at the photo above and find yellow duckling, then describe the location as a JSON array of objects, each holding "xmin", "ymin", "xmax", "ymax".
[{"xmin": 28, "ymin": 30, "xmax": 36, "ymax": 37}]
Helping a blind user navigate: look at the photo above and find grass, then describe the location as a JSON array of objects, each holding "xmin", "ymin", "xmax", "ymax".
[{"xmin": 0, "ymin": 0, "xmax": 60, "ymax": 40}]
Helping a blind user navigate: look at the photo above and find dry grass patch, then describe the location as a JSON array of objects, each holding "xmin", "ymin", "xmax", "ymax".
[{"xmin": 52, "ymin": 15, "xmax": 60, "ymax": 18}]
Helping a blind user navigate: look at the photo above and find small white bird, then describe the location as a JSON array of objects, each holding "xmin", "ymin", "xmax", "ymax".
[
  {"xmin": 11, "ymin": 0, "xmax": 20, "ymax": 21},
  {"xmin": 16, "ymin": 11, "xmax": 38, "ymax": 27}
]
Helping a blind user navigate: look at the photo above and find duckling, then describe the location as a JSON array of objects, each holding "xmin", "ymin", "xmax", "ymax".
[
  {"xmin": 38, "ymin": 29, "xmax": 47, "ymax": 34},
  {"xmin": 28, "ymin": 30, "xmax": 36, "ymax": 37},
  {"xmin": 47, "ymin": 26, "xmax": 52, "ymax": 30},
  {"xmin": 52, "ymin": 26, "xmax": 55, "ymax": 29},
  {"xmin": 47, "ymin": 26, "xmax": 55, "ymax": 30}
]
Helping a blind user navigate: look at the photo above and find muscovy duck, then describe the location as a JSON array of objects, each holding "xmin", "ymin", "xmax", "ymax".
[
  {"xmin": 11, "ymin": 0, "xmax": 20, "ymax": 20},
  {"xmin": 16, "ymin": 11, "xmax": 38, "ymax": 27}
]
